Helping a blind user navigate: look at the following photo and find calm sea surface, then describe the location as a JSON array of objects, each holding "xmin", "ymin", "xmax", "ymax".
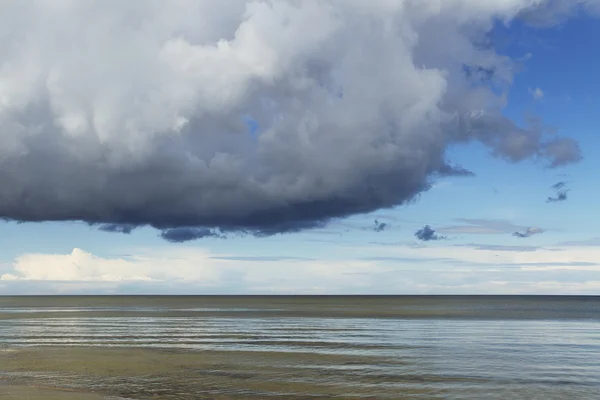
[{"xmin": 1, "ymin": 296, "xmax": 599, "ymax": 399}]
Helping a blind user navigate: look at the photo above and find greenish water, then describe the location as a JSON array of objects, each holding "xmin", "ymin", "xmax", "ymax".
[{"xmin": 1, "ymin": 296, "xmax": 600, "ymax": 399}]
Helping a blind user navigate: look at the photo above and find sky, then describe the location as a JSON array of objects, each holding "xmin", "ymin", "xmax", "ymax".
[{"xmin": 1, "ymin": 0, "xmax": 600, "ymax": 295}]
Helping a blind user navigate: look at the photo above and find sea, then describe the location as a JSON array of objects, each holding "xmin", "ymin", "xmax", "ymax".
[{"xmin": 1, "ymin": 295, "xmax": 599, "ymax": 399}]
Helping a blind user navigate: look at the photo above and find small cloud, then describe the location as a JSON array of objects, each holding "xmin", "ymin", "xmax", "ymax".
[
  {"xmin": 512, "ymin": 227, "xmax": 544, "ymax": 238},
  {"xmin": 551, "ymin": 181, "xmax": 567, "ymax": 190},
  {"xmin": 547, "ymin": 191, "xmax": 568, "ymax": 203},
  {"xmin": 547, "ymin": 181, "xmax": 570, "ymax": 203},
  {"xmin": 529, "ymin": 87, "xmax": 545, "ymax": 101},
  {"xmin": 415, "ymin": 225, "xmax": 445, "ymax": 241},
  {"xmin": 160, "ymin": 228, "xmax": 224, "ymax": 243},
  {"xmin": 373, "ymin": 219, "xmax": 388, "ymax": 232}
]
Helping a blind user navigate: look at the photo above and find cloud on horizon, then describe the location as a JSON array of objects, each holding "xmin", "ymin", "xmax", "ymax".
[
  {"xmin": 4, "ymin": 242, "xmax": 600, "ymax": 295},
  {"xmin": 0, "ymin": 0, "xmax": 589, "ymax": 241}
]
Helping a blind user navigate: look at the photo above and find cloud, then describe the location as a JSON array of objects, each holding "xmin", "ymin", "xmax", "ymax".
[
  {"xmin": 1, "ymin": 248, "xmax": 169, "ymax": 282},
  {"xmin": 552, "ymin": 181, "xmax": 567, "ymax": 190},
  {"xmin": 513, "ymin": 227, "xmax": 544, "ymax": 238},
  {"xmin": 529, "ymin": 87, "xmax": 545, "ymax": 100},
  {"xmin": 98, "ymin": 224, "xmax": 137, "ymax": 234},
  {"xmin": 415, "ymin": 225, "xmax": 445, "ymax": 241},
  {"xmin": 360, "ymin": 240, "xmax": 600, "ymax": 274},
  {"xmin": 458, "ymin": 243, "xmax": 543, "ymax": 252},
  {"xmin": 436, "ymin": 163, "xmax": 476, "ymax": 177},
  {"xmin": 555, "ymin": 238, "xmax": 600, "ymax": 247},
  {"xmin": 438, "ymin": 218, "xmax": 528, "ymax": 235},
  {"xmin": 431, "ymin": 180, "xmax": 452, "ymax": 190},
  {"xmin": 519, "ymin": 262, "xmax": 599, "ymax": 270},
  {"xmin": 546, "ymin": 180, "xmax": 571, "ymax": 202},
  {"xmin": 517, "ymin": 0, "xmax": 600, "ymax": 27},
  {"xmin": 360, "ymin": 256, "xmax": 439, "ymax": 263},
  {"xmin": 373, "ymin": 220, "xmax": 388, "ymax": 232},
  {"xmin": 547, "ymin": 180, "xmax": 570, "ymax": 202},
  {"xmin": 0, "ymin": 247, "xmax": 383, "ymax": 294},
  {"xmin": 547, "ymin": 191, "xmax": 568, "ymax": 202},
  {"xmin": 160, "ymin": 228, "xmax": 224, "ymax": 243},
  {"xmin": 0, "ymin": 0, "xmax": 586, "ymax": 240},
  {"xmin": 5, "ymin": 242, "xmax": 600, "ymax": 294},
  {"xmin": 543, "ymin": 138, "xmax": 583, "ymax": 167},
  {"xmin": 209, "ymin": 256, "xmax": 314, "ymax": 262}
]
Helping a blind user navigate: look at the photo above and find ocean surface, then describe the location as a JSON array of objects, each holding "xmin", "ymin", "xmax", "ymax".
[{"xmin": 1, "ymin": 296, "xmax": 599, "ymax": 399}]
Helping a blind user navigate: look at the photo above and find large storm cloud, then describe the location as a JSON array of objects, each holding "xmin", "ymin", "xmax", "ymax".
[{"xmin": 0, "ymin": 0, "xmax": 591, "ymax": 239}]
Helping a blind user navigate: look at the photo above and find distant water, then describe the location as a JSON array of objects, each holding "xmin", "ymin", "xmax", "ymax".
[{"xmin": 1, "ymin": 296, "xmax": 600, "ymax": 399}]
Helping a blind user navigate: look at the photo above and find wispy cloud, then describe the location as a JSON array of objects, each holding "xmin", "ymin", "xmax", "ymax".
[
  {"xmin": 555, "ymin": 238, "xmax": 600, "ymax": 247},
  {"xmin": 547, "ymin": 191, "xmax": 568, "ymax": 202},
  {"xmin": 529, "ymin": 87, "xmax": 545, "ymax": 101},
  {"xmin": 209, "ymin": 256, "xmax": 314, "ymax": 262},
  {"xmin": 513, "ymin": 227, "xmax": 544, "ymax": 238},
  {"xmin": 431, "ymin": 181, "xmax": 452, "ymax": 190},
  {"xmin": 360, "ymin": 256, "xmax": 445, "ymax": 263},
  {"xmin": 456, "ymin": 243, "xmax": 544, "ymax": 252},
  {"xmin": 436, "ymin": 163, "xmax": 475, "ymax": 177},
  {"xmin": 438, "ymin": 218, "xmax": 528, "ymax": 235},
  {"xmin": 552, "ymin": 181, "xmax": 567, "ymax": 190}
]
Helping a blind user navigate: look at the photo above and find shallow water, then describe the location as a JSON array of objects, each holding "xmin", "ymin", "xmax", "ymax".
[{"xmin": 1, "ymin": 296, "xmax": 599, "ymax": 399}]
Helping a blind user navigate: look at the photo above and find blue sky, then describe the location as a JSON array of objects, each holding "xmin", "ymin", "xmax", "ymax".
[{"xmin": 1, "ymin": 2, "xmax": 600, "ymax": 294}]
